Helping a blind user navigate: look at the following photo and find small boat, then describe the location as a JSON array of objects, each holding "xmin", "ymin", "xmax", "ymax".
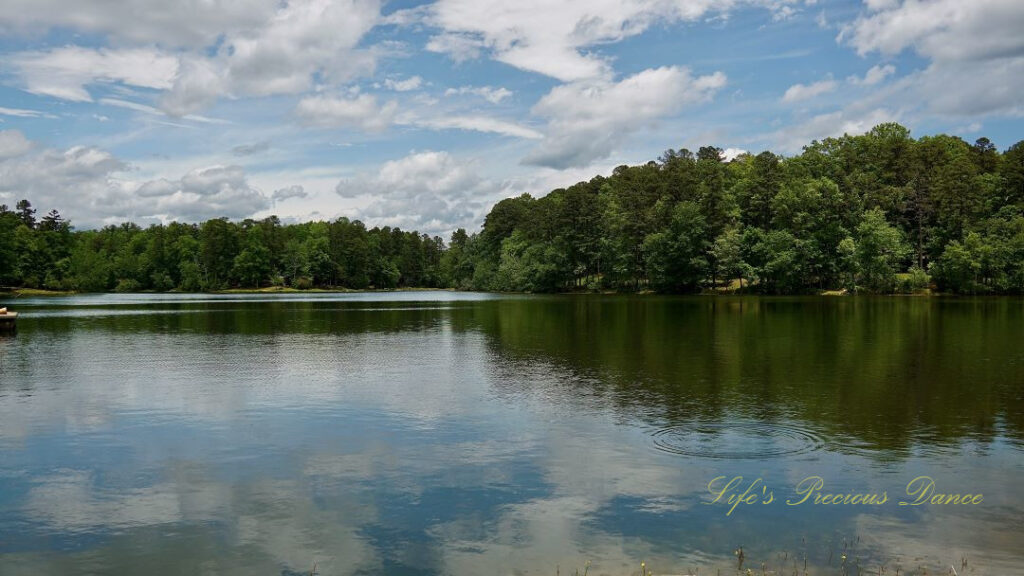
[{"xmin": 0, "ymin": 308, "xmax": 16, "ymax": 333}]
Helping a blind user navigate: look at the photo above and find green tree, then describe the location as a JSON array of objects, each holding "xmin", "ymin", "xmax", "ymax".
[
  {"xmin": 200, "ymin": 218, "xmax": 240, "ymax": 289},
  {"xmin": 712, "ymin": 227, "xmax": 750, "ymax": 290},
  {"xmin": 16, "ymin": 199, "xmax": 36, "ymax": 229},
  {"xmin": 232, "ymin": 229, "xmax": 272, "ymax": 288},
  {"xmin": 855, "ymin": 208, "xmax": 908, "ymax": 292},
  {"xmin": 643, "ymin": 201, "xmax": 708, "ymax": 292}
]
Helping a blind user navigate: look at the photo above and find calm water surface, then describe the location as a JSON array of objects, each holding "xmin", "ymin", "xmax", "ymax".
[{"xmin": 0, "ymin": 293, "xmax": 1022, "ymax": 575}]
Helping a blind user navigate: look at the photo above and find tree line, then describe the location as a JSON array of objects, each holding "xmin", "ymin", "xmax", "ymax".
[
  {"xmin": 1, "ymin": 123, "xmax": 1022, "ymax": 294},
  {"xmin": 450, "ymin": 123, "xmax": 1024, "ymax": 295},
  {"xmin": 0, "ymin": 204, "xmax": 446, "ymax": 292}
]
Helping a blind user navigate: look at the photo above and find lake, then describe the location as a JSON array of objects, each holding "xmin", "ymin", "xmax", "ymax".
[{"xmin": 0, "ymin": 292, "xmax": 1022, "ymax": 575}]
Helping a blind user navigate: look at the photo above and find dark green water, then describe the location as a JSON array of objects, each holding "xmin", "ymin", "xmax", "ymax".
[{"xmin": 0, "ymin": 293, "xmax": 1021, "ymax": 575}]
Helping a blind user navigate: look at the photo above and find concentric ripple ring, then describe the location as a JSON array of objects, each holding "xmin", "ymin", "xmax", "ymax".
[{"xmin": 651, "ymin": 422, "xmax": 825, "ymax": 459}]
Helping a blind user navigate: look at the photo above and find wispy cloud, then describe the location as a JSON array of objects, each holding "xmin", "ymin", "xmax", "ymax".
[
  {"xmin": 0, "ymin": 106, "xmax": 59, "ymax": 119},
  {"xmin": 99, "ymin": 98, "xmax": 228, "ymax": 125}
]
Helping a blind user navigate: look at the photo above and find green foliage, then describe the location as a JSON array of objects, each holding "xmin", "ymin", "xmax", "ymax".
[
  {"xmin": 0, "ymin": 209, "xmax": 22, "ymax": 285},
  {"xmin": 495, "ymin": 231, "xmax": 568, "ymax": 292},
  {"xmin": 931, "ymin": 236, "xmax": 983, "ymax": 294},
  {"xmin": 896, "ymin": 266, "xmax": 931, "ymax": 294},
  {"xmin": 855, "ymin": 208, "xmax": 909, "ymax": 292},
  {"xmin": 114, "ymin": 278, "xmax": 142, "ymax": 292},
  {"xmin": 1, "ymin": 124, "xmax": 1021, "ymax": 295},
  {"xmin": 712, "ymin": 227, "xmax": 750, "ymax": 289},
  {"xmin": 643, "ymin": 201, "xmax": 707, "ymax": 292},
  {"xmin": 742, "ymin": 228, "xmax": 808, "ymax": 294},
  {"xmin": 460, "ymin": 125, "xmax": 1023, "ymax": 294},
  {"xmin": 0, "ymin": 205, "xmax": 447, "ymax": 293}
]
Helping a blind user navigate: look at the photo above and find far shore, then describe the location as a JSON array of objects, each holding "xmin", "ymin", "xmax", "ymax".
[
  {"xmin": 1, "ymin": 286, "xmax": 451, "ymax": 297},
  {"xmin": 0, "ymin": 286, "xmax": 950, "ymax": 298}
]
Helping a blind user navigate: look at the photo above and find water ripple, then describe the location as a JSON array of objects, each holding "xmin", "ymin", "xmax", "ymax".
[{"xmin": 651, "ymin": 421, "xmax": 825, "ymax": 459}]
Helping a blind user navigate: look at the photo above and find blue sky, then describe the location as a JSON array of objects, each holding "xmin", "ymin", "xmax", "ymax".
[{"xmin": 0, "ymin": 0, "xmax": 1021, "ymax": 235}]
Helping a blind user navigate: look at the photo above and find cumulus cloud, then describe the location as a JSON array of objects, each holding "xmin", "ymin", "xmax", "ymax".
[
  {"xmin": 0, "ymin": 130, "xmax": 34, "ymax": 160},
  {"xmin": 523, "ymin": 66, "xmax": 727, "ymax": 169},
  {"xmin": 899, "ymin": 58, "xmax": 1024, "ymax": 117},
  {"xmin": 5, "ymin": 0, "xmax": 382, "ymax": 117},
  {"xmin": 384, "ymin": 76, "xmax": 424, "ymax": 92},
  {"xmin": 159, "ymin": 57, "xmax": 225, "ymax": 117},
  {"xmin": 840, "ymin": 0, "xmax": 1024, "ymax": 118},
  {"xmin": 424, "ymin": 32, "xmax": 486, "ymax": 62},
  {"xmin": 722, "ymin": 147, "xmax": 748, "ymax": 161},
  {"xmin": 272, "ymin": 185, "xmax": 308, "ymax": 202},
  {"xmin": 225, "ymin": 0, "xmax": 378, "ymax": 95},
  {"xmin": 162, "ymin": 0, "xmax": 381, "ymax": 115},
  {"xmin": 848, "ymin": 64, "xmax": 896, "ymax": 86},
  {"xmin": 0, "ymin": 133, "xmax": 270, "ymax": 226},
  {"xmin": 782, "ymin": 77, "xmax": 838, "ymax": 102},
  {"xmin": 767, "ymin": 107, "xmax": 899, "ymax": 152},
  {"xmin": 294, "ymin": 94, "xmax": 397, "ymax": 131},
  {"xmin": 444, "ymin": 85, "xmax": 513, "ymax": 104},
  {"xmin": 842, "ymin": 0, "xmax": 1023, "ymax": 62},
  {"xmin": 0, "ymin": 143, "xmax": 129, "ymax": 223},
  {"xmin": 403, "ymin": 0, "xmax": 810, "ymax": 81},
  {"xmin": 335, "ymin": 150, "xmax": 509, "ymax": 235},
  {"xmin": 134, "ymin": 166, "xmax": 273, "ymax": 222},
  {"xmin": 764, "ymin": 0, "xmax": 1023, "ymax": 153},
  {"xmin": 0, "ymin": 0, "xmax": 281, "ymax": 48}
]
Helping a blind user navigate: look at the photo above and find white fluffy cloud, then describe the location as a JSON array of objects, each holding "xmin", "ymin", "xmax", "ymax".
[
  {"xmin": 164, "ymin": 0, "xmax": 381, "ymax": 115},
  {"xmin": 272, "ymin": 185, "xmax": 308, "ymax": 202},
  {"xmin": 335, "ymin": 151, "xmax": 509, "ymax": 235},
  {"xmin": 0, "ymin": 142, "xmax": 129, "ymax": 223},
  {"xmin": 0, "ymin": 0, "xmax": 281, "ymax": 48},
  {"xmin": 0, "ymin": 133, "xmax": 274, "ymax": 225},
  {"xmin": 899, "ymin": 58, "xmax": 1024, "ymax": 117},
  {"xmin": 424, "ymin": 33, "xmax": 485, "ymax": 62},
  {"xmin": 0, "ymin": 130, "xmax": 34, "ymax": 160},
  {"xmin": 767, "ymin": 0, "xmax": 1024, "ymax": 152},
  {"xmin": 524, "ymin": 66, "xmax": 727, "ymax": 169},
  {"xmin": 225, "ymin": 0, "xmax": 378, "ymax": 95},
  {"xmin": 5, "ymin": 0, "xmax": 382, "ymax": 116},
  {"xmin": 841, "ymin": 0, "xmax": 1024, "ymax": 118},
  {"xmin": 843, "ymin": 0, "xmax": 1024, "ymax": 62},
  {"xmin": 142, "ymin": 166, "xmax": 272, "ymax": 222},
  {"xmin": 768, "ymin": 107, "xmax": 899, "ymax": 152},
  {"xmin": 722, "ymin": 147, "xmax": 748, "ymax": 161},
  {"xmin": 409, "ymin": 0, "xmax": 810, "ymax": 81},
  {"xmin": 159, "ymin": 57, "xmax": 224, "ymax": 117},
  {"xmin": 782, "ymin": 77, "xmax": 838, "ymax": 102},
  {"xmin": 384, "ymin": 76, "xmax": 424, "ymax": 92},
  {"xmin": 848, "ymin": 64, "xmax": 895, "ymax": 86},
  {"xmin": 294, "ymin": 94, "xmax": 397, "ymax": 131}
]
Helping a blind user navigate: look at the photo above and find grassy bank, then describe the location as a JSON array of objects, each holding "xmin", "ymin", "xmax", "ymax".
[
  {"xmin": 0, "ymin": 285, "xmax": 953, "ymax": 298},
  {"xmin": 214, "ymin": 286, "xmax": 449, "ymax": 294},
  {"xmin": 0, "ymin": 287, "xmax": 77, "ymax": 297}
]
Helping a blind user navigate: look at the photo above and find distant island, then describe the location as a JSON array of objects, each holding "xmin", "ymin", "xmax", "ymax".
[{"xmin": 2, "ymin": 123, "xmax": 1022, "ymax": 296}]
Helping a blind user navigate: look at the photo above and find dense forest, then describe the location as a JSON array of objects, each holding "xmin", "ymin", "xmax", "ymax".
[{"xmin": 2, "ymin": 123, "xmax": 1023, "ymax": 295}]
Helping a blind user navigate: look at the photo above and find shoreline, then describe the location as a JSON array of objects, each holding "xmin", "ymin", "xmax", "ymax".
[
  {"xmin": 1, "ymin": 286, "xmax": 451, "ymax": 297},
  {"xmin": 0, "ymin": 287, "xmax": 989, "ymax": 298}
]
